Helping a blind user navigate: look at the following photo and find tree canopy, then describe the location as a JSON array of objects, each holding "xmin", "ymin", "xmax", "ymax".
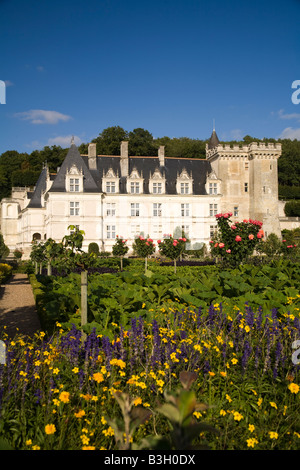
[{"xmin": 0, "ymin": 127, "xmax": 300, "ymax": 201}]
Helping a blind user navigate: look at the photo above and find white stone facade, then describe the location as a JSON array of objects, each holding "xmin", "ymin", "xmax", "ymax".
[{"xmin": 0, "ymin": 131, "xmax": 293, "ymax": 259}]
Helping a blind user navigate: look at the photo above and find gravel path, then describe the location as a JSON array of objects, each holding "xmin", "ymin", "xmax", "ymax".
[{"xmin": 0, "ymin": 273, "xmax": 41, "ymax": 339}]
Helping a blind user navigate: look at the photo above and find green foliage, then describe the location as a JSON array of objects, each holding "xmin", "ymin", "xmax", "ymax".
[
  {"xmin": 88, "ymin": 242, "xmax": 100, "ymax": 255},
  {"xmin": 284, "ymin": 200, "xmax": 300, "ymax": 217},
  {"xmin": 0, "ymin": 233, "xmax": 9, "ymax": 259},
  {"xmin": 112, "ymin": 236, "xmax": 129, "ymax": 257}
]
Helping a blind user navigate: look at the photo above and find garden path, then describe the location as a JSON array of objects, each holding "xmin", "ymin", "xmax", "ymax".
[{"xmin": 0, "ymin": 274, "xmax": 41, "ymax": 339}]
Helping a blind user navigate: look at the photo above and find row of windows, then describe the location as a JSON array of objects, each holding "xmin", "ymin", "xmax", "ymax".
[
  {"xmin": 106, "ymin": 225, "xmax": 190, "ymax": 239},
  {"xmin": 68, "ymin": 179, "xmax": 194, "ymax": 195},
  {"xmin": 68, "ymin": 202, "xmax": 226, "ymax": 217}
]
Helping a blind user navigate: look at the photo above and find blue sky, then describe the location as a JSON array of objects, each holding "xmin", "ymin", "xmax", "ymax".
[{"xmin": 1, "ymin": 0, "xmax": 300, "ymax": 155}]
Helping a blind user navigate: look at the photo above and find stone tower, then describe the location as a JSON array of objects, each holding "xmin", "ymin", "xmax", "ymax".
[{"xmin": 206, "ymin": 130, "xmax": 282, "ymax": 237}]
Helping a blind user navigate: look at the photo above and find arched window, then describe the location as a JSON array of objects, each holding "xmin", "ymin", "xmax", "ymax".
[{"xmin": 32, "ymin": 233, "xmax": 41, "ymax": 241}]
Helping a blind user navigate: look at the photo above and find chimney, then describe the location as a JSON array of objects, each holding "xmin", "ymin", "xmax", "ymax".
[
  {"xmin": 88, "ymin": 143, "xmax": 97, "ymax": 170},
  {"xmin": 158, "ymin": 146, "xmax": 165, "ymax": 166},
  {"xmin": 120, "ymin": 141, "xmax": 129, "ymax": 177}
]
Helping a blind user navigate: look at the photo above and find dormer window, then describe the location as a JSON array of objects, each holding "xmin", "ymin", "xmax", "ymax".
[
  {"xmin": 106, "ymin": 181, "xmax": 116, "ymax": 193},
  {"xmin": 66, "ymin": 165, "xmax": 83, "ymax": 192},
  {"xmin": 205, "ymin": 169, "xmax": 221, "ymax": 196},
  {"xmin": 127, "ymin": 168, "xmax": 144, "ymax": 194},
  {"xmin": 130, "ymin": 182, "xmax": 140, "ymax": 194},
  {"xmin": 70, "ymin": 178, "xmax": 80, "ymax": 192},
  {"xmin": 176, "ymin": 169, "xmax": 193, "ymax": 195},
  {"xmin": 102, "ymin": 168, "xmax": 119, "ymax": 194},
  {"xmin": 149, "ymin": 168, "xmax": 166, "ymax": 194}
]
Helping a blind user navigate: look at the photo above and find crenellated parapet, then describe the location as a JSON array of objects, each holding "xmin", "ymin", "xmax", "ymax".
[{"xmin": 206, "ymin": 142, "xmax": 281, "ymax": 160}]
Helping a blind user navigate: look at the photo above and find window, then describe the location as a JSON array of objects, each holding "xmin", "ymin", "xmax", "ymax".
[
  {"xmin": 153, "ymin": 203, "xmax": 162, "ymax": 217},
  {"xmin": 70, "ymin": 178, "xmax": 80, "ymax": 192},
  {"xmin": 153, "ymin": 182, "xmax": 162, "ymax": 194},
  {"xmin": 244, "ymin": 182, "xmax": 248, "ymax": 193},
  {"xmin": 180, "ymin": 182, "xmax": 190, "ymax": 194},
  {"xmin": 130, "ymin": 182, "xmax": 140, "ymax": 194},
  {"xmin": 153, "ymin": 224, "xmax": 163, "ymax": 237},
  {"xmin": 181, "ymin": 203, "xmax": 190, "ymax": 217},
  {"xmin": 106, "ymin": 203, "xmax": 116, "ymax": 216},
  {"xmin": 210, "ymin": 225, "xmax": 217, "ymax": 239},
  {"xmin": 106, "ymin": 181, "xmax": 116, "ymax": 193},
  {"xmin": 209, "ymin": 204, "xmax": 218, "ymax": 217},
  {"xmin": 234, "ymin": 206, "xmax": 239, "ymax": 217},
  {"xmin": 107, "ymin": 225, "xmax": 116, "ymax": 239},
  {"xmin": 131, "ymin": 203, "xmax": 140, "ymax": 217},
  {"xmin": 245, "ymin": 162, "xmax": 249, "ymax": 170},
  {"xmin": 131, "ymin": 224, "xmax": 141, "ymax": 237},
  {"xmin": 209, "ymin": 182, "xmax": 218, "ymax": 195},
  {"xmin": 70, "ymin": 201, "xmax": 79, "ymax": 216},
  {"xmin": 181, "ymin": 225, "xmax": 189, "ymax": 238}
]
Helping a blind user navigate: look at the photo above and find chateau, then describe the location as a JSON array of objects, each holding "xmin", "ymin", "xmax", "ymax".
[{"xmin": 0, "ymin": 129, "xmax": 285, "ymax": 258}]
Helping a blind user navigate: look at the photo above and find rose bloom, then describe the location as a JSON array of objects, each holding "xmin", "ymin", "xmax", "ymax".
[
  {"xmin": 248, "ymin": 234, "xmax": 254, "ymax": 240},
  {"xmin": 235, "ymin": 235, "xmax": 242, "ymax": 242},
  {"xmin": 226, "ymin": 249, "xmax": 231, "ymax": 253},
  {"xmin": 219, "ymin": 243, "xmax": 225, "ymax": 248},
  {"xmin": 231, "ymin": 225, "xmax": 237, "ymax": 230}
]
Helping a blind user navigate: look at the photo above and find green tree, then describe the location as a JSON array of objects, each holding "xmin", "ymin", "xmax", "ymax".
[
  {"xmin": 128, "ymin": 128, "xmax": 157, "ymax": 156},
  {"xmin": 92, "ymin": 126, "xmax": 128, "ymax": 155}
]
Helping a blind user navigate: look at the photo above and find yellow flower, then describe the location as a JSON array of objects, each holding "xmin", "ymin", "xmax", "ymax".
[
  {"xmin": 220, "ymin": 371, "xmax": 227, "ymax": 377},
  {"xmin": 101, "ymin": 416, "xmax": 107, "ymax": 425},
  {"xmin": 133, "ymin": 397, "xmax": 142, "ymax": 406},
  {"xmin": 81, "ymin": 434, "xmax": 90, "ymax": 445},
  {"xmin": 72, "ymin": 367, "xmax": 79, "ymax": 374},
  {"xmin": 82, "ymin": 446, "xmax": 96, "ymax": 450},
  {"xmin": 233, "ymin": 411, "xmax": 243, "ymax": 421},
  {"xmin": 59, "ymin": 391, "xmax": 70, "ymax": 403},
  {"xmin": 110, "ymin": 358, "xmax": 126, "ymax": 369},
  {"xmin": 45, "ymin": 424, "xmax": 56, "ymax": 435},
  {"xmin": 288, "ymin": 383, "xmax": 299, "ymax": 394},
  {"xmin": 270, "ymin": 402, "xmax": 277, "ymax": 409},
  {"xmin": 226, "ymin": 394, "xmax": 232, "ymax": 403},
  {"xmin": 208, "ymin": 371, "xmax": 215, "ymax": 377},
  {"xmin": 74, "ymin": 410, "xmax": 86, "ymax": 418},
  {"xmin": 246, "ymin": 438, "xmax": 258, "ymax": 448},
  {"xmin": 93, "ymin": 372, "xmax": 104, "ymax": 383},
  {"xmin": 102, "ymin": 426, "xmax": 114, "ymax": 437},
  {"xmin": 248, "ymin": 424, "xmax": 255, "ymax": 433},
  {"xmin": 32, "ymin": 445, "xmax": 41, "ymax": 450},
  {"xmin": 193, "ymin": 411, "xmax": 202, "ymax": 419},
  {"xmin": 52, "ymin": 368, "xmax": 59, "ymax": 375},
  {"xmin": 231, "ymin": 358, "xmax": 238, "ymax": 365},
  {"xmin": 26, "ymin": 439, "xmax": 32, "ymax": 446},
  {"xmin": 220, "ymin": 409, "xmax": 226, "ymax": 416},
  {"xmin": 269, "ymin": 431, "xmax": 278, "ymax": 440},
  {"xmin": 257, "ymin": 397, "xmax": 263, "ymax": 407}
]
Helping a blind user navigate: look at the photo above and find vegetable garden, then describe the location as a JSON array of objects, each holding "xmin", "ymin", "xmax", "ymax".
[{"xmin": 0, "ymin": 217, "xmax": 300, "ymax": 450}]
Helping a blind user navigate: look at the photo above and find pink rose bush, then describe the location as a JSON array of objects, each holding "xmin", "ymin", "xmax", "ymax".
[{"xmin": 210, "ymin": 212, "xmax": 264, "ymax": 266}]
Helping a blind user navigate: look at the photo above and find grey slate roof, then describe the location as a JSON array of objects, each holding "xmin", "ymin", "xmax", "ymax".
[
  {"xmin": 26, "ymin": 167, "xmax": 47, "ymax": 208},
  {"xmin": 27, "ymin": 143, "xmax": 213, "ymax": 207}
]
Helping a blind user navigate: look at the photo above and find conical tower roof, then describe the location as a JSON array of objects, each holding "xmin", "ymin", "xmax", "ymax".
[{"xmin": 208, "ymin": 127, "xmax": 220, "ymax": 149}]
